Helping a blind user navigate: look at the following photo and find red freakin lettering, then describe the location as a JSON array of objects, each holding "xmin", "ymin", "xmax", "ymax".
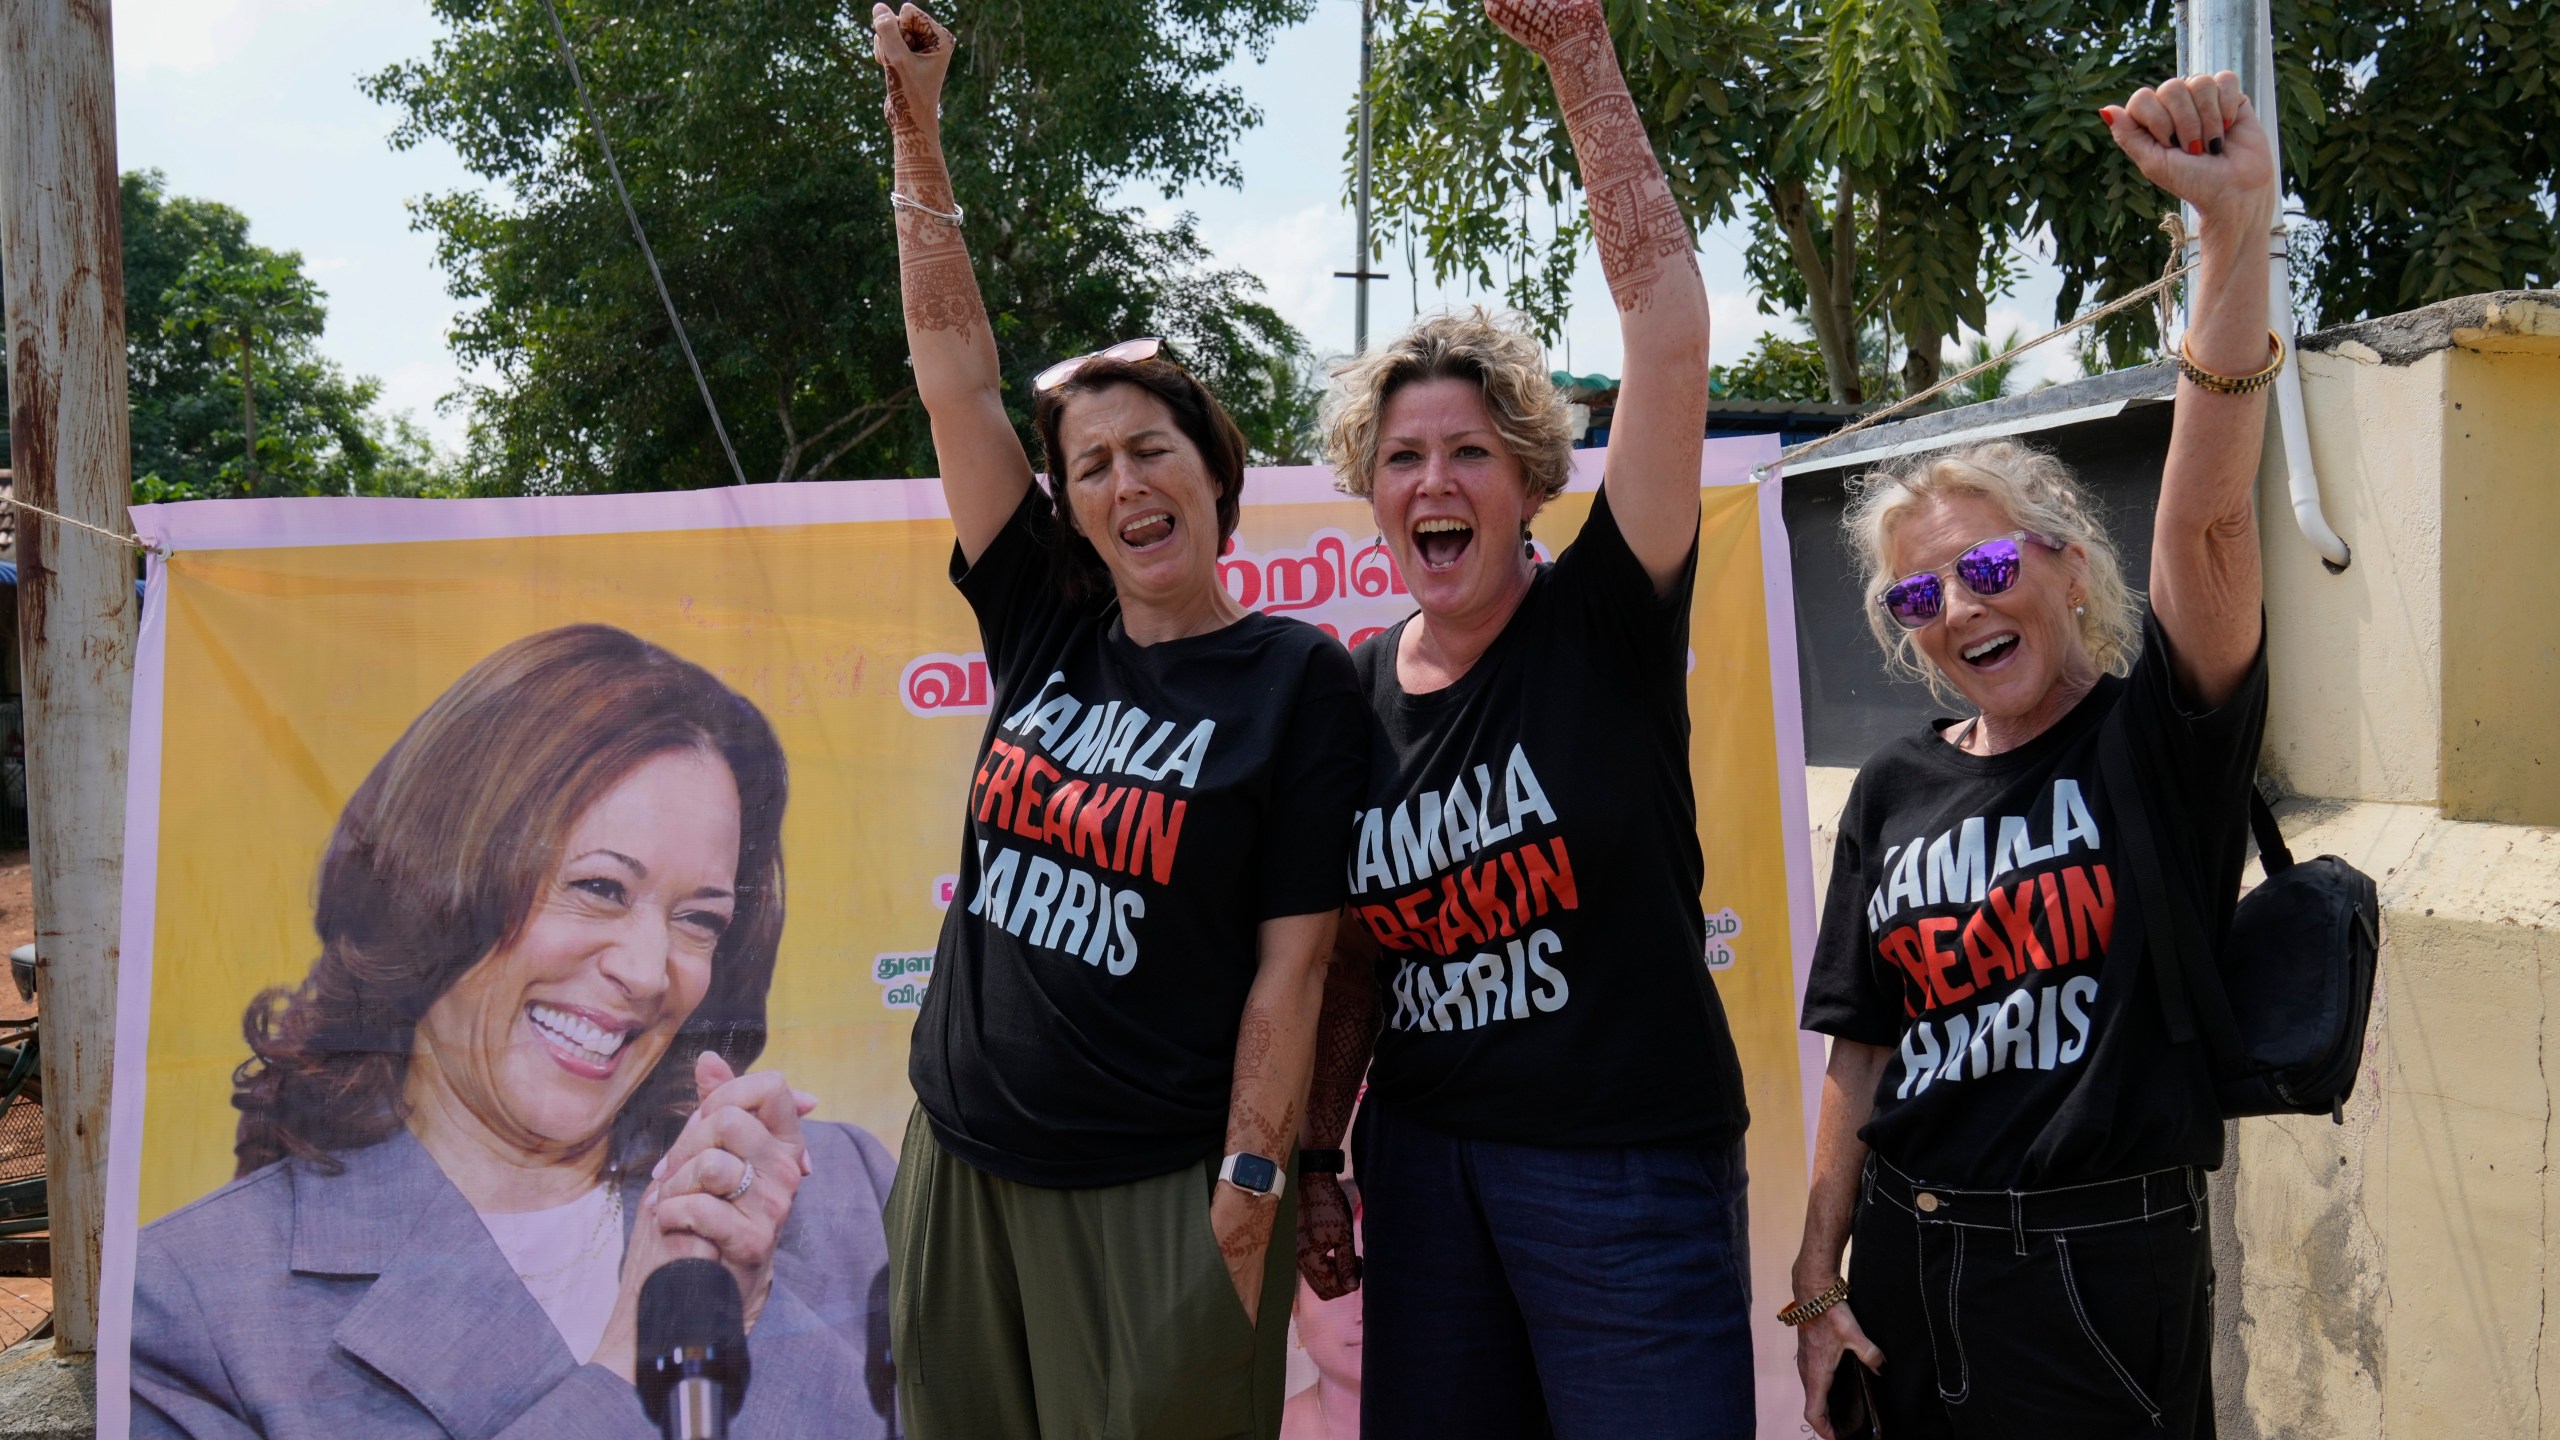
[
  {"xmin": 1012, "ymin": 756, "xmax": 1062, "ymax": 841},
  {"xmin": 1124, "ymin": 791, "xmax": 1189, "ymax": 885},
  {"xmin": 1918, "ymin": 916, "xmax": 1971, "ymax": 1004},
  {"xmin": 2063, "ymin": 863, "xmax": 2115, "ymax": 956}
]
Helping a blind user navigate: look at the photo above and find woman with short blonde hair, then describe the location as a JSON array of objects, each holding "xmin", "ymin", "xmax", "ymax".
[
  {"xmin": 1791, "ymin": 73, "xmax": 2285, "ymax": 1439},
  {"xmin": 1292, "ymin": 3, "xmax": 1756, "ymax": 1434}
]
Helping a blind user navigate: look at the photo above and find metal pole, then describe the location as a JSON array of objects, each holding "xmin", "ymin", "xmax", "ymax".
[
  {"xmin": 2181, "ymin": 0, "xmax": 2352, "ymax": 570},
  {"xmin": 0, "ymin": 0, "xmax": 140, "ymax": 1355},
  {"xmin": 1356, "ymin": 0, "xmax": 1374, "ymax": 353},
  {"xmin": 1335, "ymin": 0, "xmax": 1388, "ymax": 352}
]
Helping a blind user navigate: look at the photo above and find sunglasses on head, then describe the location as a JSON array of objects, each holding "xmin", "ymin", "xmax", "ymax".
[
  {"xmin": 1878, "ymin": 529, "xmax": 2065, "ymax": 631},
  {"xmin": 1034, "ymin": 336, "xmax": 1166, "ymax": 394}
]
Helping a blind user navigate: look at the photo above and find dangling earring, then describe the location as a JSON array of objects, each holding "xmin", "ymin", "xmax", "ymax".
[{"xmin": 1522, "ymin": 522, "xmax": 1536, "ymax": 559}]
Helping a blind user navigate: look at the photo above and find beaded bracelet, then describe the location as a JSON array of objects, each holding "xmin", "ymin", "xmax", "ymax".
[
  {"xmin": 891, "ymin": 190, "xmax": 965, "ymax": 228},
  {"xmin": 2175, "ymin": 328, "xmax": 2287, "ymax": 395},
  {"xmin": 1778, "ymin": 1276, "xmax": 1851, "ymax": 1327}
]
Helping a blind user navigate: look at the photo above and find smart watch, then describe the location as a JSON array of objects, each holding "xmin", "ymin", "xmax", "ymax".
[{"xmin": 1218, "ymin": 1151, "xmax": 1285, "ymax": 1199}]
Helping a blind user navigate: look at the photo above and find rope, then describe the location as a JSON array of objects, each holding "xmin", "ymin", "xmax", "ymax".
[
  {"xmin": 1760, "ymin": 215, "xmax": 2196, "ymax": 479},
  {"xmin": 536, "ymin": 0, "xmax": 750, "ymax": 487},
  {"xmin": 2, "ymin": 495, "xmax": 165, "ymax": 558}
]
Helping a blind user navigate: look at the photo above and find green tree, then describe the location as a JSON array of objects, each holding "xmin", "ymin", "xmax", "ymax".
[
  {"xmin": 162, "ymin": 251, "xmax": 326, "ymax": 493},
  {"xmin": 367, "ymin": 0, "xmax": 1320, "ymax": 494},
  {"xmin": 3, "ymin": 173, "xmax": 439, "ymax": 498},
  {"xmin": 2282, "ymin": 0, "xmax": 2560, "ymax": 323},
  {"xmin": 1710, "ymin": 333, "xmax": 1830, "ymax": 401},
  {"xmin": 1947, "ymin": 327, "xmax": 2025, "ymax": 405},
  {"xmin": 1370, "ymin": 0, "xmax": 2170, "ymax": 404},
  {"xmin": 1369, "ymin": 0, "xmax": 2555, "ymax": 404}
]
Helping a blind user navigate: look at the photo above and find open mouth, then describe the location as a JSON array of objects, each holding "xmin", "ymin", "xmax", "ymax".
[
  {"xmin": 1960, "ymin": 632, "xmax": 2020, "ymax": 668},
  {"xmin": 1412, "ymin": 517, "xmax": 1473, "ymax": 572},
  {"xmin": 527, "ymin": 1002, "xmax": 633, "ymax": 1077},
  {"xmin": 1118, "ymin": 510, "xmax": 1175, "ymax": 551}
]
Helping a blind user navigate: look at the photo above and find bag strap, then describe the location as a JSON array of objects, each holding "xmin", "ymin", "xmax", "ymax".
[
  {"xmin": 2099, "ymin": 736, "xmax": 2198, "ymax": 1046},
  {"xmin": 2249, "ymin": 780, "xmax": 2295, "ymax": 876},
  {"xmin": 2099, "ymin": 721, "xmax": 2249, "ymax": 1068}
]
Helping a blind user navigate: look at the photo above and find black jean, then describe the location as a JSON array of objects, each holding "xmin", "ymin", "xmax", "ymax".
[{"xmin": 1846, "ymin": 1156, "xmax": 2216, "ymax": 1438}]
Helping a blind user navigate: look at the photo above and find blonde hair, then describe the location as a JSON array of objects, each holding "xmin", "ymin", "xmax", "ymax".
[
  {"xmin": 1321, "ymin": 308, "xmax": 1574, "ymax": 502},
  {"xmin": 1842, "ymin": 440, "xmax": 2141, "ymax": 705}
]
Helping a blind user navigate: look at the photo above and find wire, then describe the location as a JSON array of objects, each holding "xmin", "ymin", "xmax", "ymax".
[
  {"xmin": 1762, "ymin": 222, "xmax": 2199, "ymax": 479},
  {"xmin": 536, "ymin": 0, "xmax": 749, "ymax": 487}
]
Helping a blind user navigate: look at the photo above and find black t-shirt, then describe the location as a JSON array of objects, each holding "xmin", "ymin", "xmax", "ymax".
[
  {"xmin": 910, "ymin": 490, "xmax": 1369, "ymax": 1188},
  {"xmin": 1347, "ymin": 486, "xmax": 1750, "ymax": 1148},
  {"xmin": 1801, "ymin": 614, "xmax": 2269, "ymax": 1189}
]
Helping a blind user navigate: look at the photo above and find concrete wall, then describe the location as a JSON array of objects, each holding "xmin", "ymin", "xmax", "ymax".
[{"xmin": 2220, "ymin": 292, "xmax": 2560, "ymax": 1439}]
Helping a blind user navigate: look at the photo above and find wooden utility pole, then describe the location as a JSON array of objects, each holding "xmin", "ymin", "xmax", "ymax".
[{"xmin": 0, "ymin": 0, "xmax": 139, "ymax": 1356}]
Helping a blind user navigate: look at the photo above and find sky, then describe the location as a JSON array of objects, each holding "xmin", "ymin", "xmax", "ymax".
[{"xmin": 110, "ymin": 0, "xmax": 2083, "ymax": 460}]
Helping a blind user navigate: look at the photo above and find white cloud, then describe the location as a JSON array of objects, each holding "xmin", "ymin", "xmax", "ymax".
[
  {"xmin": 1198, "ymin": 201, "xmax": 1350, "ymax": 348},
  {"xmin": 1709, "ymin": 286, "xmax": 1786, "ymax": 356},
  {"xmin": 114, "ymin": 0, "xmax": 330, "ymax": 78}
]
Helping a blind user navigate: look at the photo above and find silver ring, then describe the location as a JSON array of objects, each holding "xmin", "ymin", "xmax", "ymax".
[{"xmin": 722, "ymin": 1159, "xmax": 758, "ymax": 1204}]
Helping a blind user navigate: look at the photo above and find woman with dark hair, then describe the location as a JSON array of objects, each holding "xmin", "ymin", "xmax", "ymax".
[
  {"xmin": 873, "ymin": 7, "xmax": 1369, "ymax": 1437},
  {"xmin": 131, "ymin": 624, "xmax": 899, "ymax": 1439}
]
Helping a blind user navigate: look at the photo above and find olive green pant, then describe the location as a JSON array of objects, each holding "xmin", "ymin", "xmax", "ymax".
[{"xmin": 886, "ymin": 1106, "xmax": 1297, "ymax": 1440}]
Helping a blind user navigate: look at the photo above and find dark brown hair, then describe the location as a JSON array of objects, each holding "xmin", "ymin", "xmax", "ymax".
[
  {"xmin": 230, "ymin": 624, "xmax": 789, "ymax": 1179},
  {"xmin": 1031, "ymin": 356, "xmax": 1248, "ymax": 601}
]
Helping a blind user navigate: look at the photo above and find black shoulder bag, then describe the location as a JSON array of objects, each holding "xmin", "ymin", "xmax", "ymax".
[{"xmin": 2101, "ymin": 741, "xmax": 2381, "ymax": 1122}]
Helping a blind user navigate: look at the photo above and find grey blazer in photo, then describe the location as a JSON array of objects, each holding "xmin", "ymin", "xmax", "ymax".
[{"xmin": 131, "ymin": 1121, "xmax": 899, "ymax": 1439}]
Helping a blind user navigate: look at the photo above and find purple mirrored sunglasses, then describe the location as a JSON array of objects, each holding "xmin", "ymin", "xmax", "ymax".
[{"xmin": 1878, "ymin": 530, "xmax": 2065, "ymax": 631}]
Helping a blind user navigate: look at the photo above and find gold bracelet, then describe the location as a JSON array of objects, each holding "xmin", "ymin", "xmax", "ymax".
[
  {"xmin": 2176, "ymin": 328, "xmax": 2287, "ymax": 395},
  {"xmin": 1778, "ymin": 1276, "xmax": 1850, "ymax": 1327}
]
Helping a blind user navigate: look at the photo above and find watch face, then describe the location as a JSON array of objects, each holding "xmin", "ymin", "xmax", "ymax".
[{"xmin": 1229, "ymin": 1153, "xmax": 1280, "ymax": 1194}]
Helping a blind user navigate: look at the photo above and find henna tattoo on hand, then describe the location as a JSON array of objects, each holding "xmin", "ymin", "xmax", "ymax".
[{"xmin": 1485, "ymin": 0, "xmax": 1603, "ymax": 55}]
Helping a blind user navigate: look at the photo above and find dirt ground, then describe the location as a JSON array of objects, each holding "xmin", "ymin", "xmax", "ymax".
[
  {"xmin": 0, "ymin": 850, "xmax": 28, "ymax": 1023},
  {"xmin": 0, "ymin": 848, "xmax": 41, "ymax": 1346}
]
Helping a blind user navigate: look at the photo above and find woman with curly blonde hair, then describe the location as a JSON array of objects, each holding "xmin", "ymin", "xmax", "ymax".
[
  {"xmin": 1291, "ymin": 2, "xmax": 1754, "ymax": 1433},
  {"xmin": 1791, "ymin": 73, "xmax": 2283, "ymax": 1439}
]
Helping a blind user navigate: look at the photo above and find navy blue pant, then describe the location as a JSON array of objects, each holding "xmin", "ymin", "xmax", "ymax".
[{"xmin": 1353, "ymin": 1105, "xmax": 1756, "ymax": 1440}]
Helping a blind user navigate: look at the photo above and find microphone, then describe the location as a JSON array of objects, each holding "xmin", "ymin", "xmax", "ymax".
[{"xmin": 637, "ymin": 1259, "xmax": 752, "ymax": 1440}]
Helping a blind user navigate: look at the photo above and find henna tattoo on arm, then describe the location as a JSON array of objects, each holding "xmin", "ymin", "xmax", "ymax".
[
  {"xmin": 1505, "ymin": 4, "xmax": 1699, "ymax": 315},
  {"xmin": 1225, "ymin": 1009, "xmax": 1300, "ymax": 1161},
  {"xmin": 882, "ymin": 43, "xmax": 987, "ymax": 337},
  {"xmin": 1301, "ymin": 916, "xmax": 1382, "ymax": 1150}
]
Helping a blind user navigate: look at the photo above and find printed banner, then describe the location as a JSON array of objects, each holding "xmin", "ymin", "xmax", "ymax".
[{"xmin": 98, "ymin": 438, "xmax": 1817, "ymax": 1438}]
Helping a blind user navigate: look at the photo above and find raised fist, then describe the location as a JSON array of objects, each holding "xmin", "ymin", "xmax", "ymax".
[
  {"xmin": 872, "ymin": 3, "xmax": 956, "ymax": 132},
  {"xmin": 1484, "ymin": 0, "xmax": 1604, "ymax": 55},
  {"xmin": 2102, "ymin": 72, "xmax": 2278, "ymax": 234}
]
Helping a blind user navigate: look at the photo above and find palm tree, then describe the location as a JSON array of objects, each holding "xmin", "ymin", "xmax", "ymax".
[{"xmin": 1950, "ymin": 329, "xmax": 2025, "ymax": 405}]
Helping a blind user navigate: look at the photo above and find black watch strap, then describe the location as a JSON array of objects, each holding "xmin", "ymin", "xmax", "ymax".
[{"xmin": 1298, "ymin": 1148, "xmax": 1346, "ymax": 1175}]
